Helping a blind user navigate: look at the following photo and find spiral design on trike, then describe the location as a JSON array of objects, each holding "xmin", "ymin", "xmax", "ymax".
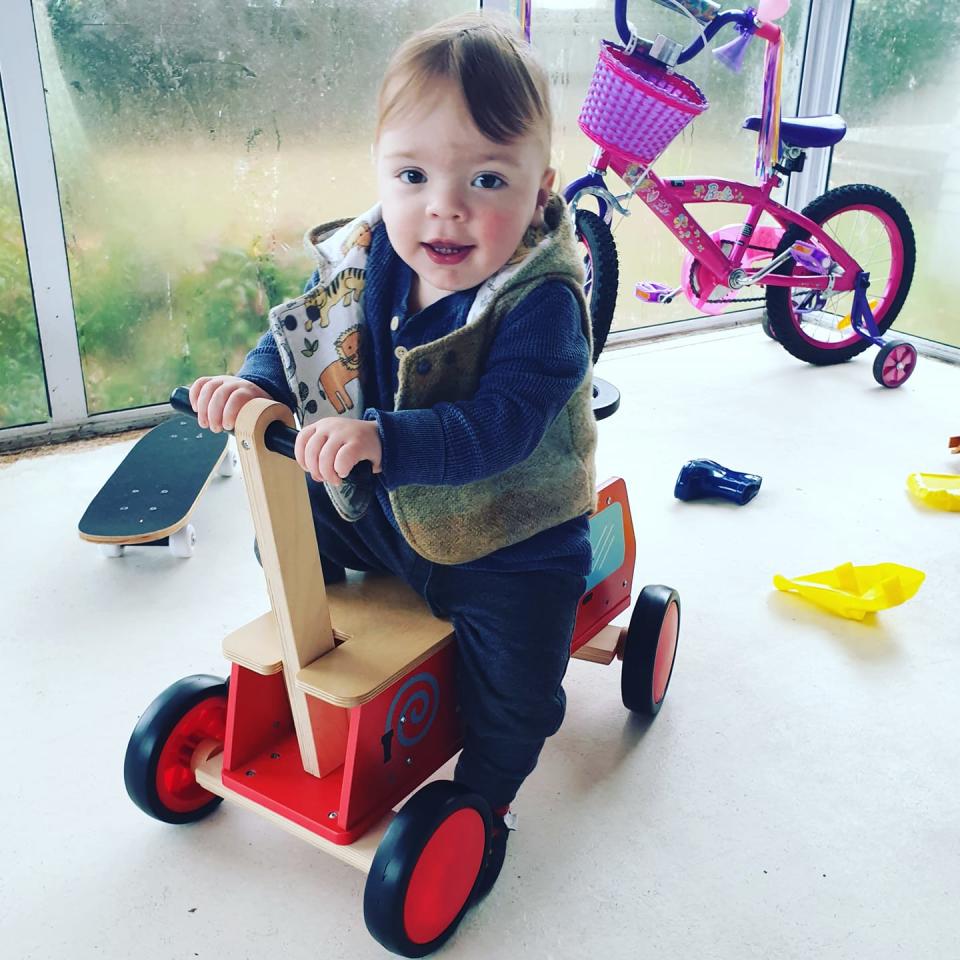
[{"xmin": 385, "ymin": 672, "xmax": 440, "ymax": 748}]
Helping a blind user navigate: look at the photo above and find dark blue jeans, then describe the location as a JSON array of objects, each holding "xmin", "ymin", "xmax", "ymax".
[{"xmin": 306, "ymin": 477, "xmax": 585, "ymax": 809}]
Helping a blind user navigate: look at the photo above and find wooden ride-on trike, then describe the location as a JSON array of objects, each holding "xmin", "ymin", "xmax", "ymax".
[{"xmin": 123, "ymin": 384, "xmax": 681, "ymax": 957}]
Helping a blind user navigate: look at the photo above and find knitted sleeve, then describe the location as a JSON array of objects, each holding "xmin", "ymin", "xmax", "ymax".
[
  {"xmin": 368, "ymin": 280, "xmax": 589, "ymax": 488},
  {"xmin": 235, "ymin": 330, "xmax": 297, "ymax": 412}
]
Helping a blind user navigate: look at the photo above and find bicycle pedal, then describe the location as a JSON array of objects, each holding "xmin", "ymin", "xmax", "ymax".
[
  {"xmin": 789, "ymin": 240, "xmax": 833, "ymax": 274},
  {"xmin": 635, "ymin": 281, "xmax": 674, "ymax": 304}
]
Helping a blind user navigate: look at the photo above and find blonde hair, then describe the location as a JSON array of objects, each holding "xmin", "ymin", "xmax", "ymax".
[{"xmin": 376, "ymin": 12, "xmax": 552, "ymax": 149}]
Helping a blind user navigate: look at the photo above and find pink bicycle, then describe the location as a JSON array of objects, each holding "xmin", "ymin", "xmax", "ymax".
[{"xmin": 565, "ymin": 0, "xmax": 918, "ymax": 388}]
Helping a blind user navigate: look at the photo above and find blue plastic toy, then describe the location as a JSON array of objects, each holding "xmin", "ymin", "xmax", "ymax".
[{"xmin": 674, "ymin": 459, "xmax": 762, "ymax": 505}]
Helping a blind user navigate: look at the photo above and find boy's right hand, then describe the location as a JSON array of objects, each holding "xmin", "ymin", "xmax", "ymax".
[{"xmin": 189, "ymin": 376, "xmax": 272, "ymax": 432}]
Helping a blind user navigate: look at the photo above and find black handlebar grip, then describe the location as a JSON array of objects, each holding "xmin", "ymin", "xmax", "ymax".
[{"xmin": 169, "ymin": 385, "xmax": 194, "ymax": 415}]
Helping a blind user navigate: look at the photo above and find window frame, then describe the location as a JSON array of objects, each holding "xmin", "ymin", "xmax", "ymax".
[{"xmin": 1, "ymin": 0, "xmax": 955, "ymax": 450}]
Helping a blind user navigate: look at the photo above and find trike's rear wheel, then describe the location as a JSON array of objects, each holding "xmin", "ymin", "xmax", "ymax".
[
  {"xmin": 621, "ymin": 585, "xmax": 680, "ymax": 716},
  {"xmin": 765, "ymin": 184, "xmax": 915, "ymax": 365},
  {"xmin": 364, "ymin": 781, "xmax": 490, "ymax": 957},
  {"xmin": 124, "ymin": 674, "xmax": 228, "ymax": 824},
  {"xmin": 575, "ymin": 208, "xmax": 619, "ymax": 364}
]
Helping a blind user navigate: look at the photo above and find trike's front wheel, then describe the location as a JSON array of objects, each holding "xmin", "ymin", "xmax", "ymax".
[
  {"xmin": 575, "ymin": 208, "xmax": 619, "ymax": 364},
  {"xmin": 364, "ymin": 781, "xmax": 490, "ymax": 957},
  {"xmin": 765, "ymin": 184, "xmax": 915, "ymax": 365},
  {"xmin": 124, "ymin": 674, "xmax": 228, "ymax": 824},
  {"xmin": 621, "ymin": 585, "xmax": 680, "ymax": 716}
]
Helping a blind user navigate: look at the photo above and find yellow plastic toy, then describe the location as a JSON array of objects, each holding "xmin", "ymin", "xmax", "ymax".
[
  {"xmin": 772, "ymin": 562, "xmax": 925, "ymax": 621},
  {"xmin": 906, "ymin": 473, "xmax": 960, "ymax": 512}
]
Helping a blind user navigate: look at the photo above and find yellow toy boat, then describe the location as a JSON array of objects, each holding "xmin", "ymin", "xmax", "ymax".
[
  {"xmin": 906, "ymin": 472, "xmax": 960, "ymax": 512},
  {"xmin": 773, "ymin": 562, "xmax": 925, "ymax": 621}
]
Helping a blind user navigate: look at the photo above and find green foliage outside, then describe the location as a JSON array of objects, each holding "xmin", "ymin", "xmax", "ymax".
[
  {"xmin": 843, "ymin": 0, "xmax": 960, "ymax": 119},
  {"xmin": 0, "ymin": 163, "xmax": 48, "ymax": 428},
  {"xmin": 69, "ymin": 232, "xmax": 308, "ymax": 411}
]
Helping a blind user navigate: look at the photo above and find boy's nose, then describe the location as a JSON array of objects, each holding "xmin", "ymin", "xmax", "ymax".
[{"xmin": 426, "ymin": 187, "xmax": 467, "ymax": 221}]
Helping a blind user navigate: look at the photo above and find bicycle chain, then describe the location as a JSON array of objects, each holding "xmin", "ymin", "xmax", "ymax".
[
  {"xmin": 689, "ymin": 247, "xmax": 779, "ymax": 305},
  {"xmin": 689, "ymin": 264, "xmax": 767, "ymax": 305}
]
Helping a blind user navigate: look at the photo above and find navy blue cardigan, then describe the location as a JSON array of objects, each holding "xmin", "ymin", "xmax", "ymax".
[{"xmin": 239, "ymin": 224, "xmax": 592, "ymax": 575}]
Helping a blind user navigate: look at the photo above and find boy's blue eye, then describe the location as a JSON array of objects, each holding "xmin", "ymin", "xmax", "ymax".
[
  {"xmin": 472, "ymin": 173, "xmax": 505, "ymax": 190},
  {"xmin": 399, "ymin": 169, "xmax": 426, "ymax": 184}
]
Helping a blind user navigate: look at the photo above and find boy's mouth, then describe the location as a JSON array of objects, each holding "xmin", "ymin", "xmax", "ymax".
[{"xmin": 422, "ymin": 241, "xmax": 473, "ymax": 265}]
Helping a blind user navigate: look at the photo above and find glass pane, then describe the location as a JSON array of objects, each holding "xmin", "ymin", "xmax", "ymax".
[
  {"xmin": 34, "ymin": 0, "xmax": 469, "ymax": 415},
  {"xmin": 831, "ymin": 0, "xmax": 960, "ymax": 347},
  {"xmin": 537, "ymin": 0, "xmax": 808, "ymax": 331},
  {"xmin": 0, "ymin": 84, "xmax": 48, "ymax": 428}
]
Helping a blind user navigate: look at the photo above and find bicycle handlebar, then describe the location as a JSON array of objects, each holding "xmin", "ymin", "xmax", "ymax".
[{"xmin": 614, "ymin": 0, "xmax": 764, "ymax": 64}]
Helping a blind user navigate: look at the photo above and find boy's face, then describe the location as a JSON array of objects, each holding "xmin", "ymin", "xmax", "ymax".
[{"xmin": 376, "ymin": 79, "xmax": 555, "ymax": 313}]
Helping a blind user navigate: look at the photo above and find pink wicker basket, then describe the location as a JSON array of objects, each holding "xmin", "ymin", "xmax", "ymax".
[{"xmin": 578, "ymin": 42, "xmax": 709, "ymax": 164}]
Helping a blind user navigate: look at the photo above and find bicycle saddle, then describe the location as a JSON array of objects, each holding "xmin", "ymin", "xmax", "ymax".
[{"xmin": 742, "ymin": 113, "xmax": 846, "ymax": 149}]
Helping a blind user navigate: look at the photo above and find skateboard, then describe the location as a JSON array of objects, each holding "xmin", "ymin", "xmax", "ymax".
[{"xmin": 78, "ymin": 416, "xmax": 236, "ymax": 558}]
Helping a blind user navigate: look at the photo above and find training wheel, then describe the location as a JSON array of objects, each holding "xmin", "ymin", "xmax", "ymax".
[
  {"xmin": 873, "ymin": 341, "xmax": 917, "ymax": 388},
  {"xmin": 364, "ymin": 781, "xmax": 490, "ymax": 957},
  {"xmin": 124, "ymin": 674, "xmax": 228, "ymax": 824},
  {"xmin": 621, "ymin": 584, "xmax": 681, "ymax": 716},
  {"xmin": 99, "ymin": 543, "xmax": 125, "ymax": 558},
  {"xmin": 168, "ymin": 523, "xmax": 197, "ymax": 558}
]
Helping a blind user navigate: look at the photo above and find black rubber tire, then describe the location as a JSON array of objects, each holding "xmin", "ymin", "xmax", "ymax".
[
  {"xmin": 765, "ymin": 184, "xmax": 915, "ymax": 365},
  {"xmin": 575, "ymin": 208, "xmax": 619, "ymax": 365},
  {"xmin": 364, "ymin": 781, "xmax": 491, "ymax": 958},
  {"xmin": 124, "ymin": 674, "xmax": 228, "ymax": 824},
  {"xmin": 760, "ymin": 310, "xmax": 778, "ymax": 341},
  {"xmin": 622, "ymin": 585, "xmax": 680, "ymax": 716}
]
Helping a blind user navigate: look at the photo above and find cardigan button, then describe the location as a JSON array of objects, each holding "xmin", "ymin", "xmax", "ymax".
[
  {"xmin": 394, "ymin": 345, "xmax": 407, "ymax": 359},
  {"xmin": 416, "ymin": 359, "xmax": 432, "ymax": 375},
  {"xmin": 390, "ymin": 315, "xmax": 400, "ymax": 331}
]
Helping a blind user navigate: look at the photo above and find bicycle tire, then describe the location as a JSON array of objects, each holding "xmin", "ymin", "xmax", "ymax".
[
  {"xmin": 575, "ymin": 208, "xmax": 619, "ymax": 365},
  {"xmin": 765, "ymin": 184, "xmax": 915, "ymax": 365}
]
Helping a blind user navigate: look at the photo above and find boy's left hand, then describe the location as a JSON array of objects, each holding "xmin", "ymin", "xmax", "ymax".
[{"xmin": 294, "ymin": 417, "xmax": 382, "ymax": 486}]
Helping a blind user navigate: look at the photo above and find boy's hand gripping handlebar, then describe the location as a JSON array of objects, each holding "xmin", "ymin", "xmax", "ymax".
[{"xmin": 169, "ymin": 386, "xmax": 374, "ymax": 493}]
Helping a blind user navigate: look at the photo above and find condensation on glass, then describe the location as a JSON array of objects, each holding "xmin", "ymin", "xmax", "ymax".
[
  {"xmin": 0, "ymin": 84, "xmax": 48, "ymax": 428},
  {"xmin": 535, "ymin": 0, "xmax": 808, "ymax": 331},
  {"xmin": 831, "ymin": 0, "xmax": 960, "ymax": 348},
  {"xmin": 34, "ymin": 0, "xmax": 469, "ymax": 414}
]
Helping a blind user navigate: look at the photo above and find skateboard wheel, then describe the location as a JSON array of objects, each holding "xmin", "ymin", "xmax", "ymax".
[
  {"xmin": 168, "ymin": 524, "xmax": 197, "ymax": 558},
  {"xmin": 621, "ymin": 584, "xmax": 680, "ymax": 716},
  {"xmin": 217, "ymin": 442, "xmax": 238, "ymax": 478},
  {"xmin": 364, "ymin": 781, "xmax": 490, "ymax": 957},
  {"xmin": 99, "ymin": 544, "xmax": 125, "ymax": 558}
]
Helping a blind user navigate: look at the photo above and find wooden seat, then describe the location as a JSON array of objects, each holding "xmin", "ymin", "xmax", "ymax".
[{"xmin": 223, "ymin": 570, "xmax": 454, "ymax": 707}]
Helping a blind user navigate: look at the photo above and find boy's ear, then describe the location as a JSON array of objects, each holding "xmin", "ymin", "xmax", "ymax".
[{"xmin": 537, "ymin": 166, "xmax": 557, "ymax": 207}]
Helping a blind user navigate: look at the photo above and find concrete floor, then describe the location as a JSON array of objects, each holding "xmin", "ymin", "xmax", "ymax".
[{"xmin": 2, "ymin": 326, "xmax": 958, "ymax": 960}]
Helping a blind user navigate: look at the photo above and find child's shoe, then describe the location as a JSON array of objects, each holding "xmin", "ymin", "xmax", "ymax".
[{"xmin": 472, "ymin": 807, "xmax": 515, "ymax": 901}]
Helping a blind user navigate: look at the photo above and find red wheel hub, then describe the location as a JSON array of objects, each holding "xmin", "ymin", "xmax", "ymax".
[
  {"xmin": 653, "ymin": 602, "xmax": 679, "ymax": 704},
  {"xmin": 155, "ymin": 696, "xmax": 227, "ymax": 813},
  {"xmin": 402, "ymin": 808, "xmax": 487, "ymax": 945}
]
